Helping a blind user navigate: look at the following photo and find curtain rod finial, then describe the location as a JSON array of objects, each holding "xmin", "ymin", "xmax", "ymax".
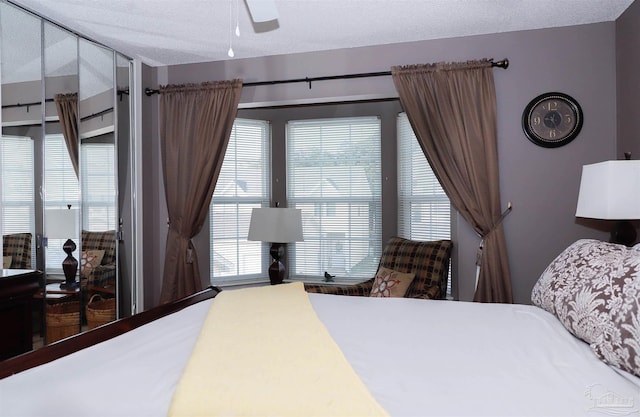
[{"xmin": 492, "ymin": 58, "xmax": 509, "ymax": 69}]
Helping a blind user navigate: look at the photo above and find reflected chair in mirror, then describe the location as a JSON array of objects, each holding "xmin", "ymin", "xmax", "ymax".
[
  {"xmin": 80, "ymin": 230, "xmax": 116, "ymax": 305},
  {"xmin": 2, "ymin": 233, "xmax": 32, "ymax": 269},
  {"xmin": 304, "ymin": 237, "xmax": 453, "ymax": 299}
]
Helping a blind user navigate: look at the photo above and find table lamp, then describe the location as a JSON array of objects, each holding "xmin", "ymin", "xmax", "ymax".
[
  {"xmin": 247, "ymin": 207, "xmax": 304, "ymax": 285},
  {"xmin": 576, "ymin": 158, "xmax": 640, "ymax": 247},
  {"xmin": 45, "ymin": 206, "xmax": 79, "ymax": 289}
]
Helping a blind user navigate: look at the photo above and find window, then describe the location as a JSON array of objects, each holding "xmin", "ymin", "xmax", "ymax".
[
  {"xmin": 210, "ymin": 119, "xmax": 271, "ymax": 285},
  {"xmin": 44, "ymin": 134, "xmax": 80, "ymax": 270},
  {"xmin": 1, "ymin": 136, "xmax": 35, "ymax": 254},
  {"xmin": 208, "ymin": 106, "xmax": 452, "ymax": 288},
  {"xmin": 397, "ymin": 113, "xmax": 451, "ymax": 293},
  {"xmin": 287, "ymin": 117, "xmax": 382, "ymax": 282},
  {"xmin": 80, "ymin": 142, "xmax": 116, "ymax": 231}
]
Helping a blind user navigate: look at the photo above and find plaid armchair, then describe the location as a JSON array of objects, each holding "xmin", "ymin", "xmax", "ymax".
[
  {"xmin": 81, "ymin": 230, "xmax": 116, "ymax": 292},
  {"xmin": 305, "ymin": 237, "xmax": 453, "ymax": 299},
  {"xmin": 2, "ymin": 233, "xmax": 32, "ymax": 269}
]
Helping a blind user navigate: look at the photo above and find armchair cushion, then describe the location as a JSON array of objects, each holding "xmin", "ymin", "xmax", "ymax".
[
  {"xmin": 81, "ymin": 249, "xmax": 105, "ymax": 278},
  {"xmin": 370, "ymin": 267, "xmax": 415, "ymax": 297},
  {"xmin": 80, "ymin": 230, "xmax": 116, "ymax": 290},
  {"xmin": 82, "ymin": 230, "xmax": 116, "ymax": 265},
  {"xmin": 2, "ymin": 233, "xmax": 32, "ymax": 269},
  {"xmin": 305, "ymin": 237, "xmax": 452, "ymax": 300}
]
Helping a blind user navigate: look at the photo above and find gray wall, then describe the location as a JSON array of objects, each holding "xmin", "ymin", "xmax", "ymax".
[
  {"xmin": 142, "ymin": 21, "xmax": 619, "ymax": 306},
  {"xmin": 617, "ymin": 0, "xmax": 640, "ymax": 158}
]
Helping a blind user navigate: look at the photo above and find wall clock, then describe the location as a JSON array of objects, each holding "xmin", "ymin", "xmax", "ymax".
[{"xmin": 522, "ymin": 92, "xmax": 583, "ymax": 148}]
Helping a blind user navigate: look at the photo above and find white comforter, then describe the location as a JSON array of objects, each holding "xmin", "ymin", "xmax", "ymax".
[{"xmin": 1, "ymin": 293, "xmax": 639, "ymax": 416}]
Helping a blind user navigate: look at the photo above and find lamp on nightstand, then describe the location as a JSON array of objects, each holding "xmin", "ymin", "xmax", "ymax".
[
  {"xmin": 576, "ymin": 157, "xmax": 640, "ymax": 247},
  {"xmin": 45, "ymin": 205, "xmax": 79, "ymax": 289},
  {"xmin": 248, "ymin": 207, "xmax": 304, "ymax": 285}
]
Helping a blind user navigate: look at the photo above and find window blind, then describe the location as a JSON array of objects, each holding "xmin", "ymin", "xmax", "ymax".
[
  {"xmin": 80, "ymin": 143, "xmax": 116, "ymax": 231},
  {"xmin": 1, "ymin": 136, "xmax": 35, "ymax": 244},
  {"xmin": 397, "ymin": 113, "xmax": 451, "ymax": 294},
  {"xmin": 287, "ymin": 116, "xmax": 382, "ymax": 282},
  {"xmin": 210, "ymin": 118, "xmax": 271, "ymax": 285}
]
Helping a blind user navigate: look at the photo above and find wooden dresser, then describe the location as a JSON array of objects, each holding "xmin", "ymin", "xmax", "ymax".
[{"xmin": 0, "ymin": 269, "xmax": 42, "ymax": 360}]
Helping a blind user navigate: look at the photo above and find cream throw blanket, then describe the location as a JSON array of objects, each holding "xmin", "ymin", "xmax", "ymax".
[{"xmin": 169, "ymin": 282, "xmax": 388, "ymax": 416}]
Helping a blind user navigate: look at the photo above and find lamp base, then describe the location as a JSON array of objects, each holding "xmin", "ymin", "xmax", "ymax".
[
  {"xmin": 268, "ymin": 243, "xmax": 286, "ymax": 285},
  {"xmin": 610, "ymin": 220, "xmax": 637, "ymax": 247},
  {"xmin": 59, "ymin": 280, "xmax": 79, "ymax": 290},
  {"xmin": 60, "ymin": 238, "xmax": 78, "ymax": 290}
]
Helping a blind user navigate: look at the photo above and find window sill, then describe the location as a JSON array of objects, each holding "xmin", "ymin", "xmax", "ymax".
[{"xmin": 287, "ymin": 277, "xmax": 369, "ymax": 286}]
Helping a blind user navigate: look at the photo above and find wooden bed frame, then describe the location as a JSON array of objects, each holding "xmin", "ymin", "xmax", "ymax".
[{"xmin": 0, "ymin": 286, "xmax": 221, "ymax": 380}]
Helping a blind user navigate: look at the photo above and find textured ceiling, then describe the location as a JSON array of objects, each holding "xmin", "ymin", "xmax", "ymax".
[{"xmin": 7, "ymin": 0, "xmax": 636, "ymax": 67}]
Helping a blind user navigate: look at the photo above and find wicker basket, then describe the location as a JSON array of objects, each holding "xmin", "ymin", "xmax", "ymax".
[
  {"xmin": 46, "ymin": 301, "xmax": 80, "ymax": 344},
  {"xmin": 86, "ymin": 294, "xmax": 116, "ymax": 329}
]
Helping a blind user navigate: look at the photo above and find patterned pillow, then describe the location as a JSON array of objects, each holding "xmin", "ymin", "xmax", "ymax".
[
  {"xmin": 3, "ymin": 256, "xmax": 11, "ymax": 268},
  {"xmin": 590, "ymin": 252, "xmax": 640, "ymax": 376},
  {"xmin": 81, "ymin": 249, "xmax": 105, "ymax": 278},
  {"xmin": 370, "ymin": 266, "xmax": 415, "ymax": 298},
  {"xmin": 531, "ymin": 239, "xmax": 640, "ymax": 376}
]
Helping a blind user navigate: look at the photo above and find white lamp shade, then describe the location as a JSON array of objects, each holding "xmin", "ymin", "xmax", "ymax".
[
  {"xmin": 247, "ymin": 208, "xmax": 303, "ymax": 243},
  {"xmin": 45, "ymin": 208, "xmax": 79, "ymax": 239},
  {"xmin": 576, "ymin": 160, "xmax": 640, "ymax": 220}
]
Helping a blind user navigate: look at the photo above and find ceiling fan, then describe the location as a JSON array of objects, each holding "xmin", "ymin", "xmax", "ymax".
[
  {"xmin": 245, "ymin": 0, "xmax": 279, "ymax": 23},
  {"xmin": 227, "ymin": 0, "xmax": 278, "ymax": 57}
]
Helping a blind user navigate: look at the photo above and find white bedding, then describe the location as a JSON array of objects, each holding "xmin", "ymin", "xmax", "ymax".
[{"xmin": 1, "ymin": 292, "xmax": 639, "ymax": 416}]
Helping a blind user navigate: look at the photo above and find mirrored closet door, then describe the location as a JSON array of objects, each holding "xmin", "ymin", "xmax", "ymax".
[{"xmin": 0, "ymin": 0, "xmax": 137, "ymax": 353}]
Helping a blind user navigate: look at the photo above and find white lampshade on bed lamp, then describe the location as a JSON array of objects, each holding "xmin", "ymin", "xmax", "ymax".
[
  {"xmin": 248, "ymin": 207, "xmax": 304, "ymax": 285},
  {"xmin": 576, "ymin": 158, "xmax": 640, "ymax": 246},
  {"xmin": 46, "ymin": 206, "xmax": 79, "ymax": 290}
]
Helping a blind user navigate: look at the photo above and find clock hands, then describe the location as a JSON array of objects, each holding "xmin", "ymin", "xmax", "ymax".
[{"xmin": 543, "ymin": 111, "xmax": 562, "ymax": 129}]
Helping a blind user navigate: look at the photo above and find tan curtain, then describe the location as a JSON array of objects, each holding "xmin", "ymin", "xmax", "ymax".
[
  {"xmin": 391, "ymin": 59, "xmax": 512, "ymax": 303},
  {"xmin": 54, "ymin": 93, "xmax": 79, "ymax": 177},
  {"xmin": 159, "ymin": 80, "xmax": 243, "ymax": 302}
]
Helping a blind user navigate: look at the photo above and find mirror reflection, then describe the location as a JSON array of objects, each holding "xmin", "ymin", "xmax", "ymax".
[
  {"xmin": 79, "ymin": 38, "xmax": 118, "ymax": 332},
  {"xmin": 0, "ymin": 0, "xmax": 136, "ymax": 356},
  {"xmin": 0, "ymin": 1, "xmax": 42, "ymax": 358},
  {"xmin": 42, "ymin": 19, "xmax": 81, "ymax": 345}
]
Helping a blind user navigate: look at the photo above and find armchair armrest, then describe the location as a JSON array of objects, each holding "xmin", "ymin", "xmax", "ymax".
[
  {"xmin": 85, "ymin": 264, "xmax": 116, "ymax": 289},
  {"xmin": 304, "ymin": 278, "xmax": 374, "ymax": 296},
  {"xmin": 410, "ymin": 285, "xmax": 441, "ymax": 300}
]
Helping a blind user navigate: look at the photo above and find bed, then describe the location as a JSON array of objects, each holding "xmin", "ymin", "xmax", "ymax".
[{"xmin": 1, "ymin": 239, "xmax": 639, "ymax": 416}]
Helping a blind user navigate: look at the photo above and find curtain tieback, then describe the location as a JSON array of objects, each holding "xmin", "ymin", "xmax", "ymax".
[
  {"xmin": 475, "ymin": 202, "xmax": 512, "ymax": 267},
  {"xmin": 167, "ymin": 219, "xmax": 193, "ymax": 264},
  {"xmin": 186, "ymin": 239, "xmax": 194, "ymax": 264},
  {"xmin": 186, "ymin": 248, "xmax": 193, "ymax": 264}
]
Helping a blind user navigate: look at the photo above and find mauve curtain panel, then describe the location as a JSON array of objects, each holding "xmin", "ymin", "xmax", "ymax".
[
  {"xmin": 391, "ymin": 59, "xmax": 512, "ymax": 303},
  {"xmin": 54, "ymin": 93, "xmax": 79, "ymax": 178},
  {"xmin": 159, "ymin": 80, "xmax": 243, "ymax": 302}
]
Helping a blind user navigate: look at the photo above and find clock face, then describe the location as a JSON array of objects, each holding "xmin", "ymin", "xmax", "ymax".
[{"xmin": 522, "ymin": 92, "xmax": 583, "ymax": 148}]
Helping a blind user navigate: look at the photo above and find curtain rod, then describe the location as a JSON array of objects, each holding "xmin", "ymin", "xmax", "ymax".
[
  {"xmin": 144, "ymin": 58, "xmax": 509, "ymax": 96},
  {"xmin": 81, "ymin": 107, "xmax": 113, "ymax": 122},
  {"xmin": 1, "ymin": 98, "xmax": 54, "ymax": 111},
  {"xmin": 1, "ymin": 89, "xmax": 129, "ymax": 110},
  {"xmin": 1, "ymin": 102, "xmax": 112, "ymax": 122}
]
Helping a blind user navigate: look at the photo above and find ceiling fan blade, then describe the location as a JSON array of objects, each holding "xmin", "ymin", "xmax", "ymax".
[{"xmin": 245, "ymin": 0, "xmax": 279, "ymax": 23}]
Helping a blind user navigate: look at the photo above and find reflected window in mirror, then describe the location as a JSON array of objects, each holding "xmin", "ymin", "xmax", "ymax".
[
  {"xmin": 1, "ymin": 135, "xmax": 36, "ymax": 269},
  {"xmin": 44, "ymin": 133, "xmax": 79, "ymax": 273},
  {"xmin": 81, "ymin": 141, "xmax": 116, "ymax": 231}
]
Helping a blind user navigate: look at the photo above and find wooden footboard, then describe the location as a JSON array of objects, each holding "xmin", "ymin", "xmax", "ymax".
[{"xmin": 0, "ymin": 286, "xmax": 221, "ymax": 379}]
